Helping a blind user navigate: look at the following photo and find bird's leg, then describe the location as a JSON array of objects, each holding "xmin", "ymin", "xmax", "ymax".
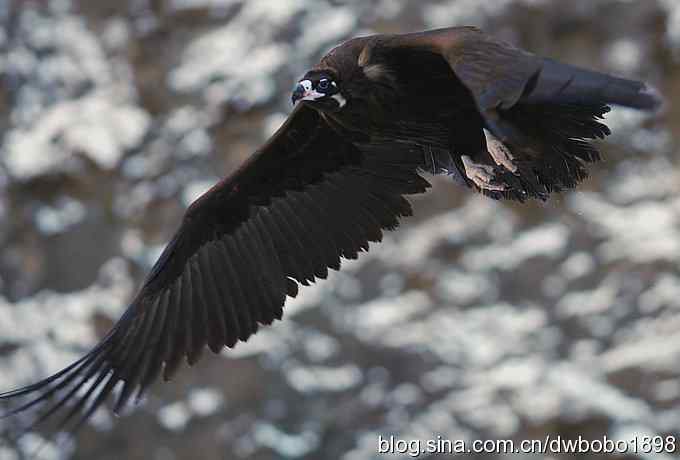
[
  {"xmin": 484, "ymin": 129, "xmax": 517, "ymax": 173},
  {"xmin": 461, "ymin": 155, "xmax": 507, "ymax": 192}
]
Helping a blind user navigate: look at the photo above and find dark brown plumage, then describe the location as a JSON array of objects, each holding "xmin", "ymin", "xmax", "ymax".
[{"xmin": 0, "ymin": 26, "xmax": 661, "ymax": 438}]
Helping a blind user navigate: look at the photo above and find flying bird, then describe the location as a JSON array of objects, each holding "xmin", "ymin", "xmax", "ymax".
[{"xmin": 1, "ymin": 26, "xmax": 662, "ymax": 438}]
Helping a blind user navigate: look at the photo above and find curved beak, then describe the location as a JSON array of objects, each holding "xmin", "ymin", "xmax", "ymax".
[{"xmin": 291, "ymin": 83, "xmax": 305, "ymax": 105}]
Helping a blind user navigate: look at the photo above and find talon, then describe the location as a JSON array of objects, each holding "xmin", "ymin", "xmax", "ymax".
[
  {"xmin": 461, "ymin": 155, "xmax": 508, "ymax": 192},
  {"xmin": 484, "ymin": 129, "xmax": 517, "ymax": 173}
]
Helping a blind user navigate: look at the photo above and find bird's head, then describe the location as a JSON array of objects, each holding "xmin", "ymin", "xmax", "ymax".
[{"xmin": 291, "ymin": 70, "xmax": 346, "ymax": 111}]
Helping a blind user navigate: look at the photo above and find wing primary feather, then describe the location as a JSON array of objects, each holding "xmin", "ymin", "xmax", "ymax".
[
  {"xmin": 0, "ymin": 332, "xmax": 114, "ymax": 401},
  {"xmin": 203, "ymin": 242, "xmax": 239, "ymax": 348},
  {"xmin": 237, "ymin": 221, "xmax": 278, "ymax": 312},
  {"xmin": 197, "ymin": 246, "xmax": 230, "ymax": 351},
  {"xmin": 1, "ymin": 322, "xmax": 131, "ymax": 430},
  {"xmin": 31, "ymin": 313, "xmax": 143, "ymax": 424},
  {"xmin": 258, "ymin": 206, "xmax": 311, "ymax": 283},
  {"xmin": 2, "ymin": 344, "xmax": 111, "ymax": 432},
  {"xmin": 307, "ymin": 184, "xmax": 361, "ymax": 259},
  {"xmin": 302, "ymin": 191, "xmax": 349, "ymax": 259},
  {"xmin": 188, "ymin": 259, "xmax": 210, "ymax": 362},
  {"xmin": 111, "ymin": 296, "xmax": 162, "ymax": 414},
  {"xmin": 251, "ymin": 211, "xmax": 287, "ymax": 291},
  {"xmin": 49, "ymin": 365, "xmax": 113, "ymax": 436},
  {"xmin": 363, "ymin": 193, "xmax": 403, "ymax": 230},
  {"xmin": 136, "ymin": 289, "xmax": 172, "ymax": 399},
  {"xmin": 252, "ymin": 209, "xmax": 296, "ymax": 283},
  {"xmin": 0, "ymin": 344, "xmax": 102, "ymax": 406},
  {"xmin": 231, "ymin": 228, "xmax": 270, "ymax": 325},
  {"xmin": 244, "ymin": 218, "xmax": 286, "ymax": 321},
  {"xmin": 110, "ymin": 329, "xmax": 155, "ymax": 414},
  {"xmin": 267, "ymin": 203, "xmax": 316, "ymax": 284},
  {"xmin": 287, "ymin": 192, "xmax": 340, "ymax": 271},
  {"xmin": 210, "ymin": 246, "xmax": 244, "ymax": 346},
  {"xmin": 368, "ymin": 189, "xmax": 412, "ymax": 225},
  {"xmin": 180, "ymin": 263, "xmax": 195, "ymax": 366},
  {"xmin": 164, "ymin": 275, "xmax": 191, "ymax": 380},
  {"xmin": 276, "ymin": 198, "xmax": 328, "ymax": 279},
  {"xmin": 323, "ymin": 175, "xmax": 374, "ymax": 249},
  {"xmin": 161, "ymin": 279, "xmax": 183, "ymax": 381},
  {"xmin": 343, "ymin": 181, "xmax": 387, "ymax": 242},
  {"xmin": 218, "ymin": 238, "xmax": 259, "ymax": 335},
  {"xmin": 61, "ymin": 370, "xmax": 120, "ymax": 435},
  {"xmin": 35, "ymin": 370, "xmax": 110, "ymax": 443}
]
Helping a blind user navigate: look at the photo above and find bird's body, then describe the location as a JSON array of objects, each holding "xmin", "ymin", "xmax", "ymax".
[
  {"xmin": 295, "ymin": 27, "xmax": 659, "ymax": 198},
  {"xmin": 0, "ymin": 27, "xmax": 662, "ymax": 438}
]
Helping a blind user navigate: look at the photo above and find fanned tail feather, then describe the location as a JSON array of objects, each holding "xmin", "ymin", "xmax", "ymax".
[{"xmin": 488, "ymin": 101, "xmax": 613, "ymax": 200}]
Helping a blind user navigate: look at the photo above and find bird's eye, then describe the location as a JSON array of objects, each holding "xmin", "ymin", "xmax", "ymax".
[{"xmin": 318, "ymin": 79, "xmax": 330, "ymax": 90}]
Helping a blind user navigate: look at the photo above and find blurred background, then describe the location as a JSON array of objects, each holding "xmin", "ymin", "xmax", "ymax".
[{"xmin": 0, "ymin": 0, "xmax": 678, "ymax": 458}]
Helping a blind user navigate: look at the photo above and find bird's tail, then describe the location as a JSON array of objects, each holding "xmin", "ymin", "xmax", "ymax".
[
  {"xmin": 463, "ymin": 100, "xmax": 612, "ymax": 202},
  {"xmin": 424, "ymin": 100, "xmax": 615, "ymax": 202},
  {"xmin": 522, "ymin": 58, "xmax": 663, "ymax": 111},
  {"xmin": 508, "ymin": 102, "xmax": 611, "ymax": 194},
  {"xmin": 470, "ymin": 60, "xmax": 662, "ymax": 202}
]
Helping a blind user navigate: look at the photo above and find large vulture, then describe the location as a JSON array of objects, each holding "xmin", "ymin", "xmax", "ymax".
[{"xmin": 0, "ymin": 27, "xmax": 661, "ymax": 438}]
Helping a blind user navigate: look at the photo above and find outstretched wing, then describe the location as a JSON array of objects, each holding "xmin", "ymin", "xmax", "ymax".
[
  {"xmin": 376, "ymin": 27, "xmax": 661, "ymax": 200},
  {"xmin": 0, "ymin": 104, "xmax": 430, "ymax": 436}
]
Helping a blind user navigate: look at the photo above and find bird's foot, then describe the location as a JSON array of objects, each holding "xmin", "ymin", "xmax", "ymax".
[
  {"xmin": 484, "ymin": 129, "xmax": 517, "ymax": 173},
  {"xmin": 461, "ymin": 155, "xmax": 508, "ymax": 192}
]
